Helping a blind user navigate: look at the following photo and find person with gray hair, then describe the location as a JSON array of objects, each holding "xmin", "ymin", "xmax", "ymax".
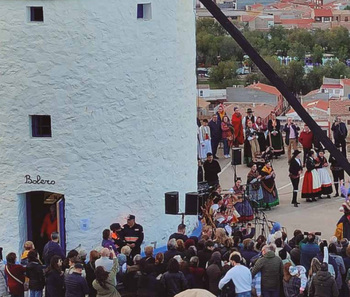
[
  {"xmin": 43, "ymin": 232, "xmax": 65, "ymax": 265},
  {"xmin": 252, "ymin": 244, "xmax": 283, "ymax": 297},
  {"xmin": 95, "ymin": 248, "xmax": 113, "ymax": 272},
  {"xmin": 164, "ymin": 238, "xmax": 183, "ymax": 264}
]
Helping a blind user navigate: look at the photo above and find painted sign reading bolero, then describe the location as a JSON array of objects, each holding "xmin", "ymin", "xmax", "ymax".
[{"xmin": 25, "ymin": 175, "xmax": 55, "ymax": 185}]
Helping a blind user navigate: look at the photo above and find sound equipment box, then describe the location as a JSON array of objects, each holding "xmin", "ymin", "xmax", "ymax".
[
  {"xmin": 231, "ymin": 147, "xmax": 242, "ymax": 165},
  {"xmin": 185, "ymin": 192, "xmax": 198, "ymax": 215},
  {"xmin": 165, "ymin": 191, "xmax": 179, "ymax": 214}
]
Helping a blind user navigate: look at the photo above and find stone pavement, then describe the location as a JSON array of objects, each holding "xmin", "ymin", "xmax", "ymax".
[{"xmin": 214, "ymin": 146, "xmax": 349, "ymax": 240}]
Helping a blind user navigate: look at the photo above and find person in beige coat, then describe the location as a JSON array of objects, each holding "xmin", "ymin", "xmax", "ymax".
[{"xmin": 92, "ymin": 249, "xmax": 121, "ymax": 297}]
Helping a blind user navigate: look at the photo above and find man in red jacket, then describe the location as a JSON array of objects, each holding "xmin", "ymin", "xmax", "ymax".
[{"xmin": 299, "ymin": 124, "xmax": 314, "ymax": 167}]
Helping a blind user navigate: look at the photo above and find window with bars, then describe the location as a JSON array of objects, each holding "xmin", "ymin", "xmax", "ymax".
[{"xmin": 31, "ymin": 115, "xmax": 52, "ymax": 137}]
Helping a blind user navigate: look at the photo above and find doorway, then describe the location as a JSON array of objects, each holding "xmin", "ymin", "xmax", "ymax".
[{"xmin": 25, "ymin": 191, "xmax": 66, "ymax": 257}]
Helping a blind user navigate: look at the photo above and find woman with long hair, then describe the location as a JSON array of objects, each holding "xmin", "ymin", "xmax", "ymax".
[
  {"xmin": 260, "ymin": 161, "xmax": 279, "ymax": 210},
  {"xmin": 205, "ymin": 251, "xmax": 223, "ymax": 296},
  {"xmin": 221, "ymin": 115, "xmax": 234, "ymax": 158},
  {"xmin": 160, "ymin": 258, "xmax": 188, "ymax": 297},
  {"xmin": 5, "ymin": 252, "xmax": 26, "ymax": 297},
  {"xmin": 45, "ymin": 255, "xmax": 64, "ymax": 297},
  {"xmin": 26, "ymin": 250, "xmax": 45, "ymax": 297},
  {"xmin": 246, "ymin": 164, "xmax": 263, "ymax": 208},
  {"xmin": 289, "ymin": 150, "xmax": 303, "ymax": 207},
  {"xmin": 301, "ymin": 150, "xmax": 321, "ymax": 202},
  {"xmin": 86, "ymin": 250, "xmax": 100, "ymax": 297},
  {"xmin": 92, "ymin": 249, "xmax": 121, "ymax": 297}
]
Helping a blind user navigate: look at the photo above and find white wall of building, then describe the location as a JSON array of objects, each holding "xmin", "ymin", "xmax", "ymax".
[{"xmin": 0, "ymin": 0, "xmax": 197, "ymax": 254}]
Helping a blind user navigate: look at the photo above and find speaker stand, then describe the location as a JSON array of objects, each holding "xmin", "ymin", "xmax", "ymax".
[
  {"xmin": 232, "ymin": 164, "xmax": 237, "ymax": 181},
  {"xmin": 181, "ymin": 213, "xmax": 185, "ymax": 225}
]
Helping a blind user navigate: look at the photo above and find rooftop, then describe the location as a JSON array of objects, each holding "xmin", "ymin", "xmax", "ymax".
[
  {"xmin": 329, "ymin": 100, "xmax": 350, "ymax": 115},
  {"xmin": 246, "ymin": 82, "xmax": 282, "ymax": 97},
  {"xmin": 313, "ymin": 8, "xmax": 333, "ymax": 17}
]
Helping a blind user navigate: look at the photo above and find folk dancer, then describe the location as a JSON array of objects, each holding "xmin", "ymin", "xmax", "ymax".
[{"xmin": 289, "ymin": 150, "xmax": 303, "ymax": 207}]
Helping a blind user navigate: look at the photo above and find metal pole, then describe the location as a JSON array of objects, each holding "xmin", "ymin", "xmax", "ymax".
[{"xmin": 199, "ymin": 0, "xmax": 350, "ymax": 175}]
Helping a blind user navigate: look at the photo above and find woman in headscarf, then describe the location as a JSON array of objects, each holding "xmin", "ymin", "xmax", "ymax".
[
  {"xmin": 260, "ymin": 161, "xmax": 279, "ymax": 210},
  {"xmin": 301, "ymin": 150, "xmax": 321, "ymax": 202},
  {"xmin": 231, "ymin": 178, "xmax": 254, "ymax": 222},
  {"xmin": 247, "ymin": 164, "xmax": 263, "ymax": 208},
  {"xmin": 267, "ymin": 111, "xmax": 284, "ymax": 157},
  {"xmin": 231, "ymin": 107, "xmax": 244, "ymax": 147}
]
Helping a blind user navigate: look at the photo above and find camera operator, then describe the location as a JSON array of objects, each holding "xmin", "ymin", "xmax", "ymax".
[
  {"xmin": 299, "ymin": 232, "xmax": 320, "ymax": 272},
  {"xmin": 331, "ymin": 116, "xmax": 348, "ymax": 156}
]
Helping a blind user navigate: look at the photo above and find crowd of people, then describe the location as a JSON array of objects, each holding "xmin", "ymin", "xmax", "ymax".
[{"xmin": 4, "ymin": 215, "xmax": 350, "ymax": 297}]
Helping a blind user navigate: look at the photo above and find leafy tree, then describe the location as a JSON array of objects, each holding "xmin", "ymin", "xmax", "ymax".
[
  {"xmin": 312, "ymin": 44, "xmax": 323, "ymax": 64},
  {"xmin": 196, "ymin": 18, "xmax": 226, "ymax": 36},
  {"xmin": 344, "ymin": 5, "xmax": 350, "ymax": 10},
  {"xmin": 288, "ymin": 42, "xmax": 306, "ymax": 60},
  {"xmin": 209, "ymin": 60, "xmax": 239, "ymax": 87},
  {"xmin": 285, "ymin": 61, "xmax": 305, "ymax": 94}
]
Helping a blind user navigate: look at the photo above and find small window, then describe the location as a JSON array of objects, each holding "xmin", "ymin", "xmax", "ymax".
[
  {"xmin": 347, "ymin": 120, "xmax": 350, "ymax": 125},
  {"xmin": 28, "ymin": 7, "xmax": 44, "ymax": 22},
  {"xmin": 345, "ymin": 17, "xmax": 349, "ymax": 22},
  {"xmin": 200, "ymin": 90, "xmax": 203, "ymax": 96},
  {"xmin": 137, "ymin": 3, "xmax": 152, "ymax": 20},
  {"xmin": 31, "ymin": 115, "xmax": 51, "ymax": 137}
]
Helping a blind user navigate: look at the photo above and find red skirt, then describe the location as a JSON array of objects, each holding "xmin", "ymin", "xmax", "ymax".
[{"xmin": 302, "ymin": 170, "xmax": 321, "ymax": 198}]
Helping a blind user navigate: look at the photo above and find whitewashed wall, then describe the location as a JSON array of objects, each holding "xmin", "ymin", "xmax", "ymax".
[{"xmin": 0, "ymin": 0, "xmax": 197, "ymax": 254}]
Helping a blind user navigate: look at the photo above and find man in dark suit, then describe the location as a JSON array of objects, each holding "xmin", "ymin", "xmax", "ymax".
[
  {"xmin": 208, "ymin": 114, "xmax": 221, "ymax": 159},
  {"xmin": 332, "ymin": 116, "xmax": 348, "ymax": 156}
]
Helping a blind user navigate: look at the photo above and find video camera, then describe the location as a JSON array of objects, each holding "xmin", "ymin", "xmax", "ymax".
[{"xmin": 304, "ymin": 232, "xmax": 321, "ymax": 236}]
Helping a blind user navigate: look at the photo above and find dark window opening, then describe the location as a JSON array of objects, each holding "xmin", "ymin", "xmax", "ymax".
[
  {"xmin": 30, "ymin": 7, "xmax": 44, "ymax": 22},
  {"xmin": 137, "ymin": 4, "xmax": 144, "ymax": 19},
  {"xmin": 137, "ymin": 3, "xmax": 152, "ymax": 20},
  {"xmin": 31, "ymin": 115, "xmax": 52, "ymax": 137}
]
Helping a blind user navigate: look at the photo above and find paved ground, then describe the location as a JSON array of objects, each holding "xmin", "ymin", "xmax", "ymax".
[{"xmin": 214, "ymin": 145, "xmax": 349, "ymax": 240}]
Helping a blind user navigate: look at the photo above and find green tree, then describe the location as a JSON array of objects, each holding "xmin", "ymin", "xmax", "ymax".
[
  {"xmin": 209, "ymin": 60, "xmax": 239, "ymax": 87},
  {"xmin": 285, "ymin": 61, "xmax": 305, "ymax": 94},
  {"xmin": 196, "ymin": 18, "xmax": 226, "ymax": 36},
  {"xmin": 288, "ymin": 42, "xmax": 306, "ymax": 60},
  {"xmin": 312, "ymin": 44, "xmax": 323, "ymax": 64}
]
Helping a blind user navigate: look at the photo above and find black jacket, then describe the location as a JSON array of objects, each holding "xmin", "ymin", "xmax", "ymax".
[
  {"xmin": 309, "ymin": 270, "xmax": 339, "ymax": 297},
  {"xmin": 332, "ymin": 122, "xmax": 347, "ymax": 141},
  {"xmin": 160, "ymin": 271, "xmax": 188, "ymax": 297},
  {"xmin": 120, "ymin": 223, "xmax": 144, "ymax": 251},
  {"xmin": 43, "ymin": 241, "xmax": 65, "ymax": 266},
  {"xmin": 203, "ymin": 160, "xmax": 221, "ymax": 184},
  {"xmin": 284, "ymin": 124, "xmax": 300, "ymax": 145},
  {"xmin": 64, "ymin": 272, "xmax": 89, "ymax": 297},
  {"xmin": 208, "ymin": 120, "xmax": 221, "ymax": 140},
  {"xmin": 289, "ymin": 158, "xmax": 302, "ymax": 177},
  {"xmin": 26, "ymin": 261, "xmax": 45, "ymax": 290},
  {"xmin": 45, "ymin": 270, "xmax": 64, "ymax": 297}
]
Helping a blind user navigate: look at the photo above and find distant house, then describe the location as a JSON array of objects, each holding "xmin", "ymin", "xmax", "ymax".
[
  {"xmin": 312, "ymin": 8, "xmax": 333, "ymax": 22},
  {"xmin": 287, "ymin": 100, "xmax": 330, "ymax": 135},
  {"xmin": 302, "ymin": 89, "xmax": 329, "ymax": 103}
]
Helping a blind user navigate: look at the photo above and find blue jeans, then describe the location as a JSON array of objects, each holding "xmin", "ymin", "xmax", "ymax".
[
  {"xmin": 262, "ymin": 289, "xmax": 279, "ymax": 297},
  {"xmin": 223, "ymin": 138, "xmax": 230, "ymax": 155},
  {"xmin": 30, "ymin": 290, "xmax": 43, "ymax": 297},
  {"xmin": 237, "ymin": 291, "xmax": 251, "ymax": 297}
]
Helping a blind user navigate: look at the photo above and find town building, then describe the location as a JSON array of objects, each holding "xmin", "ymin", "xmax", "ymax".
[{"xmin": 0, "ymin": 0, "xmax": 197, "ymax": 256}]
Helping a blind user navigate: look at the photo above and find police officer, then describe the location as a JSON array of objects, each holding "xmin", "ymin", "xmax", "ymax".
[{"xmin": 120, "ymin": 214, "xmax": 144, "ymax": 257}]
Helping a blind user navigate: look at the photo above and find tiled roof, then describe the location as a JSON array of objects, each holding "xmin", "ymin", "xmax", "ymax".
[
  {"xmin": 246, "ymin": 83, "xmax": 282, "ymax": 97},
  {"xmin": 313, "ymin": 9, "xmax": 333, "ymax": 17},
  {"xmin": 341, "ymin": 79, "xmax": 350, "ymax": 86},
  {"xmin": 321, "ymin": 84, "xmax": 343, "ymax": 89},
  {"xmin": 329, "ymin": 100, "xmax": 350, "ymax": 115},
  {"xmin": 251, "ymin": 3, "xmax": 264, "ymax": 9},
  {"xmin": 242, "ymin": 15, "xmax": 258, "ymax": 22},
  {"xmin": 287, "ymin": 100, "xmax": 329, "ymax": 113}
]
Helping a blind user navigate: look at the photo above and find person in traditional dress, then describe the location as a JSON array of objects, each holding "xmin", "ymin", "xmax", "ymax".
[
  {"xmin": 289, "ymin": 150, "xmax": 303, "ymax": 207},
  {"xmin": 315, "ymin": 150, "xmax": 333, "ymax": 198},
  {"xmin": 231, "ymin": 107, "xmax": 244, "ymax": 147},
  {"xmin": 246, "ymin": 164, "xmax": 263, "ymax": 208},
  {"xmin": 244, "ymin": 120, "xmax": 260, "ymax": 163},
  {"xmin": 199, "ymin": 119, "xmax": 212, "ymax": 161},
  {"xmin": 260, "ymin": 161, "xmax": 279, "ymax": 210},
  {"xmin": 301, "ymin": 150, "xmax": 321, "ymax": 202},
  {"xmin": 221, "ymin": 115, "xmax": 234, "ymax": 159},
  {"xmin": 208, "ymin": 114, "xmax": 221, "ymax": 160},
  {"xmin": 254, "ymin": 116, "xmax": 267, "ymax": 152},
  {"xmin": 267, "ymin": 111, "xmax": 284, "ymax": 157},
  {"xmin": 230, "ymin": 178, "xmax": 254, "ymax": 222},
  {"xmin": 299, "ymin": 124, "xmax": 313, "ymax": 167},
  {"xmin": 329, "ymin": 143, "xmax": 344, "ymax": 197}
]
